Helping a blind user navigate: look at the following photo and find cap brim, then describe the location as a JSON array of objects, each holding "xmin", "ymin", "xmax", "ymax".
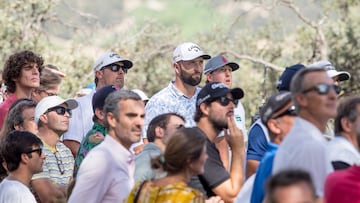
[
  {"xmin": 228, "ymin": 62, "xmax": 240, "ymax": 72},
  {"xmin": 200, "ymin": 54, "xmax": 211, "ymax": 60},
  {"xmin": 65, "ymin": 99, "xmax": 78, "ymax": 110},
  {"xmin": 327, "ymin": 70, "xmax": 350, "ymax": 81},
  {"xmin": 231, "ymin": 88, "xmax": 244, "ymax": 100},
  {"xmin": 122, "ymin": 60, "xmax": 133, "ymax": 69}
]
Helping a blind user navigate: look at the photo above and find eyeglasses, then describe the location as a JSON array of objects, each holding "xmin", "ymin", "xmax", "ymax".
[
  {"xmin": 46, "ymin": 106, "xmax": 72, "ymax": 116},
  {"xmin": 272, "ymin": 106, "xmax": 297, "ymax": 119},
  {"xmin": 101, "ymin": 64, "xmax": 128, "ymax": 74},
  {"xmin": 302, "ymin": 83, "xmax": 341, "ymax": 95},
  {"xmin": 24, "ymin": 148, "xmax": 42, "ymax": 156},
  {"xmin": 54, "ymin": 151, "xmax": 65, "ymax": 175},
  {"xmin": 215, "ymin": 96, "xmax": 239, "ymax": 106}
]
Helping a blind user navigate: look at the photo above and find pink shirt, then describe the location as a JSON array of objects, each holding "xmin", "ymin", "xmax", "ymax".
[{"xmin": 0, "ymin": 94, "xmax": 18, "ymax": 129}]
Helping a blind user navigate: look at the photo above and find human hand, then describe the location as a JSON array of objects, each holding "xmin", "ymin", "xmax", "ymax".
[{"xmin": 206, "ymin": 195, "xmax": 224, "ymax": 203}]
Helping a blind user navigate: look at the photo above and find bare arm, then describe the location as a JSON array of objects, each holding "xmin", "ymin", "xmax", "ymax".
[
  {"xmin": 246, "ymin": 160, "xmax": 260, "ymax": 179},
  {"xmin": 31, "ymin": 178, "xmax": 67, "ymax": 203},
  {"xmin": 63, "ymin": 140, "xmax": 80, "ymax": 158},
  {"xmin": 212, "ymin": 117, "xmax": 245, "ymax": 203}
]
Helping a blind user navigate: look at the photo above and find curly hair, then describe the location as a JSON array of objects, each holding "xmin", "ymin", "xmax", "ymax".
[{"xmin": 2, "ymin": 50, "xmax": 44, "ymax": 93}]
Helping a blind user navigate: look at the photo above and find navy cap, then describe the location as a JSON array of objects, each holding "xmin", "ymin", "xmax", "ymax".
[
  {"xmin": 197, "ymin": 82, "xmax": 244, "ymax": 107},
  {"xmin": 277, "ymin": 64, "xmax": 305, "ymax": 91},
  {"xmin": 204, "ymin": 55, "xmax": 239, "ymax": 74},
  {"xmin": 260, "ymin": 91, "xmax": 293, "ymax": 125},
  {"xmin": 92, "ymin": 85, "xmax": 121, "ymax": 112}
]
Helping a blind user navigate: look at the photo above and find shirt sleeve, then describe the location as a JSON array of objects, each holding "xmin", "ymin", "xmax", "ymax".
[{"xmin": 247, "ymin": 124, "xmax": 268, "ymax": 161}]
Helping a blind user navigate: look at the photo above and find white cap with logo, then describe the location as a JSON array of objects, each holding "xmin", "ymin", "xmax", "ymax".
[
  {"xmin": 93, "ymin": 51, "xmax": 133, "ymax": 72},
  {"xmin": 307, "ymin": 60, "xmax": 351, "ymax": 81},
  {"xmin": 172, "ymin": 42, "xmax": 211, "ymax": 64}
]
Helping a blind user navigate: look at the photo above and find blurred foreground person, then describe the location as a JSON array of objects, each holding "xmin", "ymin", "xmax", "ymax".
[
  {"xmin": 0, "ymin": 131, "xmax": 45, "ymax": 202},
  {"xmin": 126, "ymin": 127, "xmax": 223, "ymax": 203}
]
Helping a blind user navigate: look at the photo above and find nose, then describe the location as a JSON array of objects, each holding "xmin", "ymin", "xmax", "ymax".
[{"xmin": 33, "ymin": 66, "xmax": 39, "ymax": 75}]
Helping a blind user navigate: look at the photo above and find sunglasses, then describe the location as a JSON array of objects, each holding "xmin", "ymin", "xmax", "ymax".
[
  {"xmin": 54, "ymin": 151, "xmax": 65, "ymax": 175},
  {"xmin": 215, "ymin": 96, "xmax": 239, "ymax": 106},
  {"xmin": 272, "ymin": 106, "xmax": 297, "ymax": 119},
  {"xmin": 24, "ymin": 148, "xmax": 42, "ymax": 156},
  {"xmin": 46, "ymin": 106, "xmax": 72, "ymax": 116},
  {"xmin": 101, "ymin": 64, "xmax": 128, "ymax": 74},
  {"xmin": 41, "ymin": 90, "xmax": 57, "ymax": 96},
  {"xmin": 302, "ymin": 83, "xmax": 341, "ymax": 95}
]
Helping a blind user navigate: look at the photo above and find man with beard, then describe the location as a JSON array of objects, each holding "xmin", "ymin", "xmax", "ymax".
[
  {"xmin": 142, "ymin": 42, "xmax": 211, "ymax": 143},
  {"xmin": 189, "ymin": 82, "xmax": 246, "ymax": 203}
]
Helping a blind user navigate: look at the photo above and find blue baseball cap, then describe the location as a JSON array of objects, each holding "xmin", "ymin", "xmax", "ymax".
[
  {"xmin": 277, "ymin": 64, "xmax": 305, "ymax": 91},
  {"xmin": 204, "ymin": 55, "xmax": 239, "ymax": 74}
]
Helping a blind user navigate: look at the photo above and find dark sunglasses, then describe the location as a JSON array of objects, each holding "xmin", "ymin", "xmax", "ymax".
[
  {"xmin": 42, "ymin": 91, "xmax": 57, "ymax": 96},
  {"xmin": 46, "ymin": 106, "xmax": 72, "ymax": 116},
  {"xmin": 215, "ymin": 96, "xmax": 239, "ymax": 106},
  {"xmin": 302, "ymin": 83, "xmax": 341, "ymax": 95},
  {"xmin": 101, "ymin": 64, "xmax": 128, "ymax": 74},
  {"xmin": 24, "ymin": 148, "xmax": 42, "ymax": 156},
  {"xmin": 272, "ymin": 106, "xmax": 297, "ymax": 119}
]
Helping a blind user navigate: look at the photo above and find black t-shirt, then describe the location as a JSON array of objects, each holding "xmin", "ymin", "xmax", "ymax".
[{"xmin": 188, "ymin": 127, "xmax": 230, "ymax": 198}]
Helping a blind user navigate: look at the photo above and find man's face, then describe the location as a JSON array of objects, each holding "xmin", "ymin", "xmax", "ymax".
[
  {"xmin": 207, "ymin": 93, "xmax": 236, "ymax": 131},
  {"xmin": 206, "ymin": 65, "xmax": 233, "ymax": 87},
  {"xmin": 15, "ymin": 63, "xmax": 40, "ymax": 90},
  {"xmin": 98, "ymin": 62, "xmax": 127, "ymax": 88},
  {"xmin": 108, "ymin": 99, "xmax": 145, "ymax": 149},
  {"xmin": 271, "ymin": 182, "xmax": 316, "ymax": 203},
  {"xmin": 41, "ymin": 104, "xmax": 71, "ymax": 135},
  {"xmin": 27, "ymin": 144, "xmax": 45, "ymax": 174},
  {"xmin": 19, "ymin": 107, "xmax": 39, "ymax": 135},
  {"xmin": 268, "ymin": 102, "xmax": 296, "ymax": 143},
  {"xmin": 33, "ymin": 86, "xmax": 60, "ymax": 103},
  {"xmin": 162, "ymin": 115, "xmax": 185, "ymax": 145},
  {"xmin": 299, "ymin": 71, "xmax": 337, "ymax": 121},
  {"xmin": 177, "ymin": 57, "xmax": 204, "ymax": 86}
]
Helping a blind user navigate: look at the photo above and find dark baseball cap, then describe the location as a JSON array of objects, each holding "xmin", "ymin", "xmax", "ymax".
[
  {"xmin": 260, "ymin": 91, "xmax": 293, "ymax": 125},
  {"xmin": 204, "ymin": 55, "xmax": 239, "ymax": 74},
  {"xmin": 92, "ymin": 85, "xmax": 121, "ymax": 112},
  {"xmin": 196, "ymin": 82, "xmax": 244, "ymax": 107},
  {"xmin": 277, "ymin": 64, "xmax": 305, "ymax": 91}
]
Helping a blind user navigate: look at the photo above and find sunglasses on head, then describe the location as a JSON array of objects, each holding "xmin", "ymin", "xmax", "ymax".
[
  {"xmin": 215, "ymin": 96, "xmax": 239, "ymax": 106},
  {"xmin": 24, "ymin": 148, "xmax": 42, "ymax": 156},
  {"xmin": 302, "ymin": 83, "xmax": 341, "ymax": 95},
  {"xmin": 272, "ymin": 106, "xmax": 297, "ymax": 119},
  {"xmin": 101, "ymin": 64, "xmax": 128, "ymax": 73},
  {"xmin": 46, "ymin": 106, "xmax": 72, "ymax": 116}
]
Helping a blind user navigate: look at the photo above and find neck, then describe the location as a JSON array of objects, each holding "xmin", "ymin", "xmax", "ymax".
[
  {"xmin": 7, "ymin": 170, "xmax": 32, "ymax": 187},
  {"xmin": 155, "ymin": 171, "xmax": 190, "ymax": 186},
  {"xmin": 153, "ymin": 139, "xmax": 166, "ymax": 151},
  {"xmin": 14, "ymin": 86, "xmax": 33, "ymax": 99},
  {"xmin": 340, "ymin": 132, "xmax": 360, "ymax": 151},
  {"xmin": 173, "ymin": 79, "xmax": 196, "ymax": 98},
  {"xmin": 108, "ymin": 129, "xmax": 131, "ymax": 150},
  {"xmin": 299, "ymin": 111, "xmax": 329, "ymax": 133},
  {"xmin": 197, "ymin": 119, "xmax": 219, "ymax": 142},
  {"xmin": 38, "ymin": 127, "xmax": 60, "ymax": 148}
]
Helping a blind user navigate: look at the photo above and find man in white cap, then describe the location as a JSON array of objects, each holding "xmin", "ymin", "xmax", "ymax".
[
  {"xmin": 62, "ymin": 51, "xmax": 133, "ymax": 157},
  {"xmin": 142, "ymin": 42, "xmax": 211, "ymax": 143},
  {"xmin": 31, "ymin": 96, "xmax": 78, "ymax": 203},
  {"xmin": 307, "ymin": 60, "xmax": 351, "ymax": 86}
]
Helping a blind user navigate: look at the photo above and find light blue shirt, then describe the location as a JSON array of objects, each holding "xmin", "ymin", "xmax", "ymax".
[{"xmin": 142, "ymin": 81, "xmax": 201, "ymax": 138}]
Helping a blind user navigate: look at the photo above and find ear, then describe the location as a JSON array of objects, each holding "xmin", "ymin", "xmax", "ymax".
[
  {"xmin": 95, "ymin": 70, "xmax": 103, "ymax": 80},
  {"xmin": 174, "ymin": 63, "xmax": 181, "ymax": 75},
  {"xmin": 21, "ymin": 153, "xmax": 30, "ymax": 164},
  {"xmin": 205, "ymin": 73, "xmax": 212, "ymax": 82},
  {"xmin": 106, "ymin": 112, "xmax": 116, "ymax": 129},
  {"xmin": 155, "ymin": 126, "xmax": 164, "ymax": 139},
  {"xmin": 340, "ymin": 117, "xmax": 352, "ymax": 133},
  {"xmin": 14, "ymin": 124, "xmax": 23, "ymax": 131},
  {"xmin": 295, "ymin": 93, "xmax": 307, "ymax": 107},
  {"xmin": 267, "ymin": 119, "xmax": 281, "ymax": 135},
  {"xmin": 200, "ymin": 103, "xmax": 210, "ymax": 117},
  {"xmin": 95, "ymin": 108, "xmax": 105, "ymax": 121},
  {"xmin": 39, "ymin": 114, "xmax": 48, "ymax": 125}
]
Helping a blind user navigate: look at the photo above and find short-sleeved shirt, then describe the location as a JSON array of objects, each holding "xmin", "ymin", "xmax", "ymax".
[
  {"xmin": 32, "ymin": 140, "xmax": 74, "ymax": 186},
  {"xmin": 0, "ymin": 94, "xmax": 18, "ymax": 129},
  {"xmin": 0, "ymin": 179, "xmax": 37, "ymax": 203},
  {"xmin": 62, "ymin": 90, "xmax": 95, "ymax": 143},
  {"xmin": 246, "ymin": 119, "xmax": 269, "ymax": 161},
  {"xmin": 74, "ymin": 122, "xmax": 107, "ymax": 176},
  {"xmin": 189, "ymin": 128, "xmax": 230, "ymax": 198},
  {"xmin": 142, "ymin": 81, "xmax": 201, "ymax": 139},
  {"xmin": 251, "ymin": 142, "xmax": 278, "ymax": 203},
  {"xmin": 134, "ymin": 143, "xmax": 164, "ymax": 183},
  {"xmin": 126, "ymin": 181, "xmax": 205, "ymax": 203},
  {"xmin": 68, "ymin": 135, "xmax": 135, "ymax": 203},
  {"xmin": 272, "ymin": 117, "xmax": 333, "ymax": 197},
  {"xmin": 327, "ymin": 135, "xmax": 360, "ymax": 169}
]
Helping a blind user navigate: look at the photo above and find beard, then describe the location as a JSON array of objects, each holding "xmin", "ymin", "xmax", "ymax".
[
  {"xmin": 208, "ymin": 113, "xmax": 228, "ymax": 131},
  {"xmin": 179, "ymin": 68, "xmax": 202, "ymax": 86}
]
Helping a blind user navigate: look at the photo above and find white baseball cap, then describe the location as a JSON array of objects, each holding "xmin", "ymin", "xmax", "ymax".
[
  {"xmin": 93, "ymin": 51, "xmax": 133, "ymax": 72},
  {"xmin": 172, "ymin": 42, "xmax": 211, "ymax": 64},
  {"xmin": 307, "ymin": 60, "xmax": 351, "ymax": 81},
  {"xmin": 35, "ymin": 96, "xmax": 78, "ymax": 124},
  {"xmin": 132, "ymin": 89, "xmax": 149, "ymax": 101}
]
